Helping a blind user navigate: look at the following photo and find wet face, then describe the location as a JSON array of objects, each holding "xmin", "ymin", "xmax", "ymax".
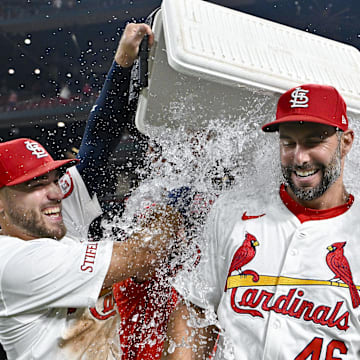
[
  {"xmin": 279, "ymin": 123, "xmax": 342, "ymax": 202},
  {"xmin": 0, "ymin": 170, "xmax": 66, "ymax": 240}
]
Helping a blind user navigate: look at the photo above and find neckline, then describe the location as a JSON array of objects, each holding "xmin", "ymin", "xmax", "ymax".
[{"xmin": 279, "ymin": 184, "xmax": 354, "ymax": 224}]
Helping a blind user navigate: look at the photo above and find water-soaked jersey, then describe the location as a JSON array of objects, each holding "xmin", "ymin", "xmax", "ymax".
[
  {"xmin": 175, "ymin": 184, "xmax": 360, "ymax": 359},
  {"xmin": 112, "ymin": 186, "xmax": 216, "ymax": 359},
  {"xmin": 0, "ymin": 166, "xmax": 121, "ymax": 359}
]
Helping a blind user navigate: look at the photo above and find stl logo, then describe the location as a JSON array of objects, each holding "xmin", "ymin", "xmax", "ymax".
[
  {"xmin": 24, "ymin": 140, "xmax": 48, "ymax": 159},
  {"xmin": 290, "ymin": 87, "xmax": 309, "ymax": 108},
  {"xmin": 59, "ymin": 170, "xmax": 74, "ymax": 198},
  {"xmin": 90, "ymin": 293, "xmax": 116, "ymax": 320}
]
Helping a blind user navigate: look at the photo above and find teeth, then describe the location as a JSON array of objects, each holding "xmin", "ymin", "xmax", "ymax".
[
  {"xmin": 43, "ymin": 207, "xmax": 61, "ymax": 215},
  {"xmin": 295, "ymin": 169, "xmax": 317, "ymax": 177}
]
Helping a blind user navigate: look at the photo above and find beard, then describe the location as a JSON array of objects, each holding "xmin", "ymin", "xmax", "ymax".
[
  {"xmin": 281, "ymin": 144, "xmax": 341, "ymax": 202},
  {"xmin": 7, "ymin": 205, "xmax": 66, "ymax": 240}
]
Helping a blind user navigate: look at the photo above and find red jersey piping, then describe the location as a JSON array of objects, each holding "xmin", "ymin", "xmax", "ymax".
[{"xmin": 280, "ymin": 184, "xmax": 354, "ymax": 224}]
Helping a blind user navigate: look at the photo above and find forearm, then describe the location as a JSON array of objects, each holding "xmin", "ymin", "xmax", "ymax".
[
  {"xmin": 76, "ymin": 62, "xmax": 132, "ymax": 197},
  {"xmin": 103, "ymin": 205, "xmax": 183, "ymax": 288},
  {"xmin": 77, "ymin": 23, "xmax": 154, "ymax": 198},
  {"xmin": 162, "ymin": 299, "xmax": 218, "ymax": 360},
  {"xmin": 102, "ymin": 232, "xmax": 157, "ymax": 288}
]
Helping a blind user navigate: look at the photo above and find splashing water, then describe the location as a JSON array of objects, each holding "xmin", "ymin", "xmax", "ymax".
[{"xmin": 102, "ymin": 88, "xmax": 360, "ymax": 358}]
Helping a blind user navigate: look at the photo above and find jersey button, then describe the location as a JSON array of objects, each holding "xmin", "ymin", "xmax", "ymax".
[
  {"xmin": 290, "ymin": 249, "xmax": 298, "ymax": 256},
  {"xmin": 297, "ymin": 232, "xmax": 306, "ymax": 239},
  {"xmin": 272, "ymin": 319, "xmax": 281, "ymax": 329}
]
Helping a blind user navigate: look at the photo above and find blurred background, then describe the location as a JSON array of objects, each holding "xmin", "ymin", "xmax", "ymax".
[
  {"xmin": 0, "ymin": 0, "xmax": 359, "ymax": 356},
  {"xmin": 1, "ymin": 0, "xmax": 359, "ymax": 197}
]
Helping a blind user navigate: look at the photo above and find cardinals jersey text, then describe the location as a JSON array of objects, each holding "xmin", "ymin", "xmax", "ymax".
[{"xmin": 175, "ymin": 184, "xmax": 360, "ymax": 360}]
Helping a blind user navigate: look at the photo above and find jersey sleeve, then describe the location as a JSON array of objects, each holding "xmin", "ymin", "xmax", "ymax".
[
  {"xmin": 0, "ymin": 237, "xmax": 113, "ymax": 316},
  {"xmin": 173, "ymin": 201, "xmax": 229, "ymax": 311},
  {"xmin": 76, "ymin": 62, "xmax": 132, "ymax": 199},
  {"xmin": 60, "ymin": 166, "xmax": 102, "ymax": 239}
]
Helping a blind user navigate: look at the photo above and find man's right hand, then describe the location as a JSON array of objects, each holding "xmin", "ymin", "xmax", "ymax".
[{"xmin": 115, "ymin": 23, "xmax": 154, "ymax": 68}]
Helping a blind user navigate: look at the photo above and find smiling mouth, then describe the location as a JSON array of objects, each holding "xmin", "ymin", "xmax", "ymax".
[
  {"xmin": 294, "ymin": 169, "xmax": 319, "ymax": 178},
  {"xmin": 43, "ymin": 207, "xmax": 62, "ymax": 218}
]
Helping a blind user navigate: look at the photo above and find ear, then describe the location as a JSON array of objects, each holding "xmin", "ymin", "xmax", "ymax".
[{"xmin": 341, "ymin": 129, "xmax": 354, "ymax": 158}]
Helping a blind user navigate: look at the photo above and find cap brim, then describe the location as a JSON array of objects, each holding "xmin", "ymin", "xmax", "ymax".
[
  {"xmin": 261, "ymin": 114, "xmax": 342, "ymax": 132},
  {"xmin": 6, "ymin": 158, "xmax": 79, "ymax": 186}
]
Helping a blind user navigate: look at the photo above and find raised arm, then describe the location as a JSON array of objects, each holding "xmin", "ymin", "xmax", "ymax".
[
  {"xmin": 162, "ymin": 299, "xmax": 218, "ymax": 360},
  {"xmin": 76, "ymin": 23, "xmax": 154, "ymax": 198}
]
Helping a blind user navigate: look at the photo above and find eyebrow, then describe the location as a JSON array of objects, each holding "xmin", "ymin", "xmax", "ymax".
[
  {"xmin": 26, "ymin": 172, "xmax": 60, "ymax": 186},
  {"xmin": 279, "ymin": 131, "xmax": 334, "ymax": 139},
  {"xmin": 25, "ymin": 178, "xmax": 47, "ymax": 187}
]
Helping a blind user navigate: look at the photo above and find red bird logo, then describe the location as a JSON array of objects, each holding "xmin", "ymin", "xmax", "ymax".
[
  {"xmin": 227, "ymin": 233, "xmax": 259, "ymax": 279},
  {"xmin": 326, "ymin": 241, "xmax": 360, "ymax": 309}
]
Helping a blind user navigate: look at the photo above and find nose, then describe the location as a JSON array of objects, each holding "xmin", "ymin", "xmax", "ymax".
[
  {"xmin": 47, "ymin": 182, "xmax": 64, "ymax": 201},
  {"xmin": 293, "ymin": 144, "xmax": 310, "ymax": 166}
]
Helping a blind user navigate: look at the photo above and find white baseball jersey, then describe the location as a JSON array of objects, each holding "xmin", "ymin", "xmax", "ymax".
[
  {"xmin": 175, "ymin": 184, "xmax": 360, "ymax": 359},
  {"xmin": 0, "ymin": 166, "xmax": 121, "ymax": 360}
]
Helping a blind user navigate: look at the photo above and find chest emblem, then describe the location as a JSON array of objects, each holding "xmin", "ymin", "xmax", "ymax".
[
  {"xmin": 326, "ymin": 241, "xmax": 360, "ymax": 309},
  {"xmin": 225, "ymin": 233, "xmax": 259, "ymax": 291},
  {"xmin": 225, "ymin": 238, "xmax": 360, "ymax": 332}
]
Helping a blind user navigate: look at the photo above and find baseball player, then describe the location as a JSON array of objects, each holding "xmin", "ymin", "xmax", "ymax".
[
  {"xmin": 0, "ymin": 23, "xmax": 181, "ymax": 360},
  {"xmin": 162, "ymin": 84, "xmax": 360, "ymax": 359},
  {"xmin": 111, "ymin": 128, "xmax": 224, "ymax": 359},
  {"xmin": 112, "ymin": 184, "xmax": 215, "ymax": 360}
]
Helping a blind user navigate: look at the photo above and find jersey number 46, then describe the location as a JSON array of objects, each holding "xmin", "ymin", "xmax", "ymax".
[{"xmin": 295, "ymin": 337, "xmax": 347, "ymax": 360}]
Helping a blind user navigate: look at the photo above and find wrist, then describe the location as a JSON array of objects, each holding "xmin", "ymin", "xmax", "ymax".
[{"xmin": 115, "ymin": 53, "xmax": 134, "ymax": 68}]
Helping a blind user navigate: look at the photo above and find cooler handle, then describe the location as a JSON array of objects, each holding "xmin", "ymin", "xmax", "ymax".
[{"xmin": 138, "ymin": 34, "xmax": 149, "ymax": 88}]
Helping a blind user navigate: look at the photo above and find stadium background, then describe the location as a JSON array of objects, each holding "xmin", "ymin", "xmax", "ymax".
[{"xmin": 0, "ymin": 0, "xmax": 359, "ymax": 358}]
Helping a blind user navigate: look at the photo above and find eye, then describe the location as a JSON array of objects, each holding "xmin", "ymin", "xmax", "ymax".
[
  {"xmin": 27, "ymin": 182, "xmax": 44, "ymax": 189},
  {"xmin": 281, "ymin": 140, "xmax": 295, "ymax": 147},
  {"xmin": 304, "ymin": 138, "xmax": 322, "ymax": 146}
]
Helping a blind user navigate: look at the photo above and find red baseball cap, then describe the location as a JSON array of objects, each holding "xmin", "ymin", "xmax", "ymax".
[
  {"xmin": 262, "ymin": 84, "xmax": 348, "ymax": 132},
  {"xmin": 0, "ymin": 138, "xmax": 79, "ymax": 188}
]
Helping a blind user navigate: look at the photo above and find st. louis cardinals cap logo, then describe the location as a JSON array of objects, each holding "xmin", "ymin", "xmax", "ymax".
[
  {"xmin": 262, "ymin": 84, "xmax": 349, "ymax": 132},
  {"xmin": 289, "ymin": 87, "xmax": 309, "ymax": 108},
  {"xmin": 0, "ymin": 138, "xmax": 78, "ymax": 188},
  {"xmin": 24, "ymin": 140, "xmax": 49, "ymax": 159}
]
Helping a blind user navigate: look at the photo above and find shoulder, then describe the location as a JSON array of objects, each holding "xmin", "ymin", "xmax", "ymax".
[
  {"xmin": 0, "ymin": 237, "xmax": 73, "ymax": 288},
  {"xmin": 0, "ymin": 235, "xmax": 77, "ymax": 258},
  {"xmin": 212, "ymin": 186, "xmax": 274, "ymax": 219},
  {"xmin": 0, "ymin": 235, "xmax": 26, "ymax": 264},
  {"xmin": 0, "ymin": 235, "xmax": 60, "ymax": 253}
]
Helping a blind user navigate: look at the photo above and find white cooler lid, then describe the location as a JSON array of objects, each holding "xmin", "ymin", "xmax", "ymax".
[
  {"xmin": 135, "ymin": 0, "xmax": 360, "ymax": 134},
  {"xmin": 163, "ymin": 0, "xmax": 360, "ymax": 109}
]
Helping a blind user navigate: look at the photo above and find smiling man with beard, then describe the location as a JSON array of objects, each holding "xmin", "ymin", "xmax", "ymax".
[
  {"xmin": 0, "ymin": 23, "xmax": 182, "ymax": 360},
  {"xmin": 280, "ymin": 127, "xmax": 342, "ymax": 202},
  {"xmin": 162, "ymin": 84, "xmax": 360, "ymax": 360},
  {"xmin": 0, "ymin": 141, "xmax": 180, "ymax": 360},
  {"xmin": 279, "ymin": 123, "xmax": 345, "ymax": 206},
  {"xmin": 0, "ymin": 171, "xmax": 67, "ymax": 241}
]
